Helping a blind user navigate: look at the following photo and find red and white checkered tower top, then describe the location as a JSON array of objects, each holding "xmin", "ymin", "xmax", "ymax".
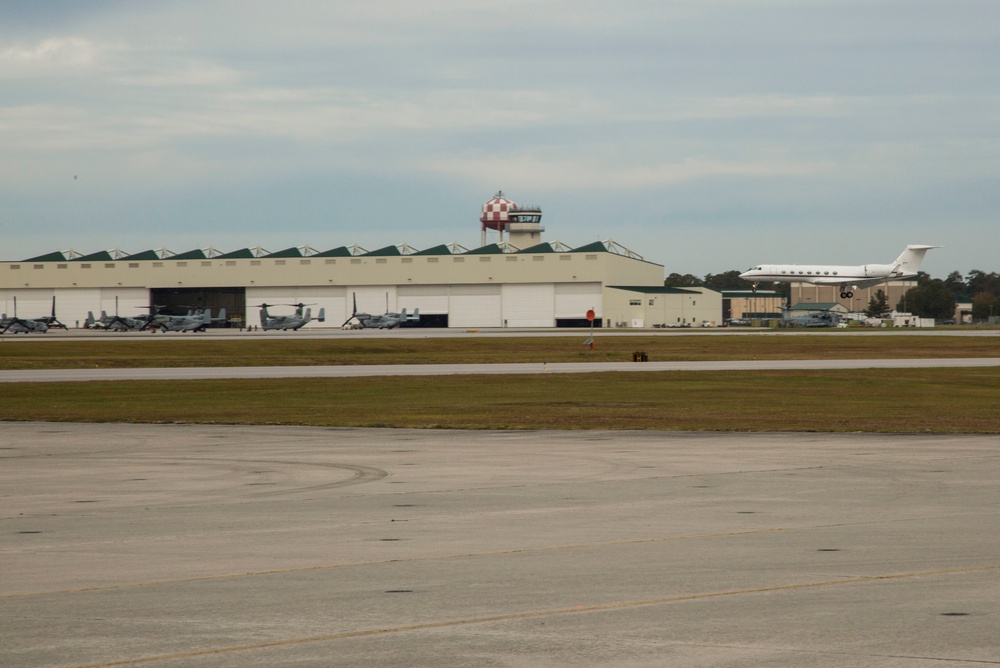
[{"xmin": 481, "ymin": 191, "xmax": 517, "ymax": 245}]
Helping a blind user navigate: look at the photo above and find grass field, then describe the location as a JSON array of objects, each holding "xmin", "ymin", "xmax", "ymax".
[
  {"xmin": 2, "ymin": 333, "xmax": 998, "ymax": 432},
  {"xmin": 2, "ymin": 368, "xmax": 998, "ymax": 432},
  {"xmin": 1, "ymin": 333, "xmax": 998, "ymax": 369}
]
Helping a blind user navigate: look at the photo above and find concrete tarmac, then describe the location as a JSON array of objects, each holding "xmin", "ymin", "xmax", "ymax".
[{"xmin": 3, "ymin": 423, "xmax": 999, "ymax": 667}]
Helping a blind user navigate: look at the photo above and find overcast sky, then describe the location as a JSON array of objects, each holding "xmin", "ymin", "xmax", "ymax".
[{"xmin": 2, "ymin": 0, "xmax": 997, "ymax": 276}]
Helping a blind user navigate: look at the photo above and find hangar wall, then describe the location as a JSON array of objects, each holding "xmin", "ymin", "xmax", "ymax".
[{"xmin": 2, "ymin": 246, "xmax": 666, "ymax": 329}]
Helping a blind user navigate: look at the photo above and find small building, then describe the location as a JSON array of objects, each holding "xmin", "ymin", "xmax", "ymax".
[
  {"xmin": 603, "ymin": 286, "xmax": 722, "ymax": 328},
  {"xmin": 721, "ymin": 290, "xmax": 784, "ymax": 322}
]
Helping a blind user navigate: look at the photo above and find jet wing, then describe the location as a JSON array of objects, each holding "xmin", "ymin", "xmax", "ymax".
[{"xmin": 810, "ymin": 276, "xmax": 892, "ymax": 289}]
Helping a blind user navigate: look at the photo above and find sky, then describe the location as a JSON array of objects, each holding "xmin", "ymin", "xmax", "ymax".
[{"xmin": 2, "ymin": 0, "xmax": 998, "ymax": 277}]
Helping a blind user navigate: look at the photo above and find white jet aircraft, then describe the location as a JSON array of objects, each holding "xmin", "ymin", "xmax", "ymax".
[{"xmin": 740, "ymin": 245, "xmax": 939, "ymax": 298}]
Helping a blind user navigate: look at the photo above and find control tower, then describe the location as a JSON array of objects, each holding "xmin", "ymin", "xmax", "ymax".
[{"xmin": 480, "ymin": 191, "xmax": 544, "ymax": 248}]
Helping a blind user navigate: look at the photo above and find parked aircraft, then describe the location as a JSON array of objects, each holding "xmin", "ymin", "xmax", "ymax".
[
  {"xmin": 1, "ymin": 297, "xmax": 53, "ymax": 333},
  {"xmin": 35, "ymin": 297, "xmax": 68, "ymax": 330},
  {"xmin": 779, "ymin": 306, "xmax": 841, "ymax": 328},
  {"xmin": 740, "ymin": 245, "xmax": 939, "ymax": 298},
  {"xmin": 147, "ymin": 308, "xmax": 226, "ymax": 332},
  {"xmin": 256, "ymin": 303, "xmax": 325, "ymax": 330},
  {"xmin": 86, "ymin": 297, "xmax": 153, "ymax": 331},
  {"xmin": 342, "ymin": 294, "xmax": 420, "ymax": 329}
]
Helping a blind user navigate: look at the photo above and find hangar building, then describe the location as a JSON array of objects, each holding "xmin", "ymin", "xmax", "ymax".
[{"xmin": 3, "ymin": 193, "xmax": 722, "ymax": 329}]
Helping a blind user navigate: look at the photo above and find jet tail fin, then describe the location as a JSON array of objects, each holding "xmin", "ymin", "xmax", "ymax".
[
  {"xmin": 317, "ymin": 308, "xmax": 325, "ymax": 323},
  {"xmin": 892, "ymin": 245, "xmax": 939, "ymax": 274}
]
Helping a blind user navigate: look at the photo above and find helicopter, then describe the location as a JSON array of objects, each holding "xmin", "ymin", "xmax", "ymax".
[{"xmin": 256, "ymin": 303, "xmax": 325, "ymax": 330}]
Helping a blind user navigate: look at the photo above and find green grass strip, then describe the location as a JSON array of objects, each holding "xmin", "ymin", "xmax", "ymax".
[{"xmin": 4, "ymin": 368, "xmax": 999, "ymax": 432}]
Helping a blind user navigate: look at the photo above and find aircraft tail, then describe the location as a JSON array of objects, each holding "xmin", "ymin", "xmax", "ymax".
[
  {"xmin": 892, "ymin": 245, "xmax": 939, "ymax": 274},
  {"xmin": 86, "ymin": 311, "xmax": 95, "ymax": 328},
  {"xmin": 317, "ymin": 308, "xmax": 325, "ymax": 323},
  {"xmin": 409, "ymin": 308, "xmax": 420, "ymax": 321}
]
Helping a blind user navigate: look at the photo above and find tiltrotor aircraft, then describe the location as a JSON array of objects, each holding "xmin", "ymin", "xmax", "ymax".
[
  {"xmin": 256, "ymin": 303, "xmax": 325, "ymax": 330},
  {"xmin": 1, "ymin": 296, "xmax": 66, "ymax": 334},
  {"xmin": 341, "ymin": 293, "xmax": 419, "ymax": 329}
]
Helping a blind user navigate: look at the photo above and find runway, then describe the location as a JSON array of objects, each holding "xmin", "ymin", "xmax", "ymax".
[
  {"xmin": 2, "ymin": 356, "xmax": 999, "ymax": 383},
  {"xmin": 3, "ymin": 423, "xmax": 999, "ymax": 667}
]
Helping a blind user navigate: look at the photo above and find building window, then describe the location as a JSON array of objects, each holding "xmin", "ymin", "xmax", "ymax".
[
  {"xmin": 58, "ymin": 264, "xmax": 68, "ymax": 269},
  {"xmin": 402, "ymin": 258, "xmax": 412, "ymax": 264},
  {"xmin": 325, "ymin": 259, "xmax": 336, "ymax": 265},
  {"xmin": 560, "ymin": 255, "xmax": 571, "ymax": 261},
  {"xmin": 376, "ymin": 258, "xmax": 387, "ymax": 264},
  {"xmin": 479, "ymin": 257, "xmax": 491, "ymax": 262},
  {"xmin": 129, "ymin": 263, "xmax": 139, "ymax": 268},
  {"xmin": 506, "ymin": 256, "xmax": 517, "ymax": 262},
  {"xmin": 649, "ymin": 299, "xmax": 654, "ymax": 306},
  {"xmin": 176, "ymin": 262, "xmax": 187, "ymax": 267},
  {"xmin": 251, "ymin": 260, "xmax": 261, "ymax": 266},
  {"xmin": 350, "ymin": 259, "xmax": 361, "ymax": 264},
  {"xmin": 427, "ymin": 257, "xmax": 438, "ymax": 263},
  {"xmin": 300, "ymin": 259, "xmax": 311, "ymax": 265},
  {"xmin": 9, "ymin": 265, "xmax": 20, "ymax": 270},
  {"xmin": 533, "ymin": 256, "xmax": 544, "ymax": 261},
  {"xmin": 81, "ymin": 264, "xmax": 90, "ymax": 269},
  {"xmin": 34, "ymin": 264, "xmax": 44, "ymax": 269},
  {"xmin": 105, "ymin": 263, "xmax": 115, "ymax": 269},
  {"xmin": 453, "ymin": 257, "xmax": 465, "ymax": 263},
  {"xmin": 586, "ymin": 254, "xmax": 597, "ymax": 260},
  {"xmin": 629, "ymin": 299, "xmax": 641, "ymax": 306},
  {"xmin": 275, "ymin": 260, "xmax": 286, "ymax": 266},
  {"xmin": 201, "ymin": 261, "xmax": 212, "ymax": 267}
]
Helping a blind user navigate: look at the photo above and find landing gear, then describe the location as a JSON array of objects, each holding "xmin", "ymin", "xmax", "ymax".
[
  {"xmin": 839, "ymin": 289, "xmax": 854, "ymax": 299},
  {"xmin": 751, "ymin": 282, "xmax": 759, "ymax": 293}
]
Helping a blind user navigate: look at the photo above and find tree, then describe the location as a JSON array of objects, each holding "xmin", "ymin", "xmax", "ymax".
[
  {"xmin": 943, "ymin": 271, "xmax": 967, "ymax": 296},
  {"xmin": 897, "ymin": 279, "xmax": 957, "ymax": 320},
  {"xmin": 966, "ymin": 270, "xmax": 1000, "ymax": 299},
  {"xmin": 703, "ymin": 270, "xmax": 748, "ymax": 291},
  {"xmin": 971, "ymin": 292, "xmax": 998, "ymax": 322},
  {"xmin": 664, "ymin": 273, "xmax": 704, "ymax": 287},
  {"xmin": 864, "ymin": 289, "xmax": 891, "ymax": 318}
]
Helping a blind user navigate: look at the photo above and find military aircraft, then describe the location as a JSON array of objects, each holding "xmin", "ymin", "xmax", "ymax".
[
  {"xmin": 86, "ymin": 297, "xmax": 153, "ymax": 331},
  {"xmin": 341, "ymin": 294, "xmax": 420, "ymax": 329},
  {"xmin": 34, "ymin": 297, "xmax": 68, "ymax": 330},
  {"xmin": 778, "ymin": 306, "xmax": 841, "ymax": 328},
  {"xmin": 1, "ymin": 297, "xmax": 53, "ymax": 334},
  {"xmin": 740, "ymin": 245, "xmax": 939, "ymax": 298},
  {"xmin": 256, "ymin": 303, "xmax": 326, "ymax": 330},
  {"xmin": 146, "ymin": 308, "xmax": 227, "ymax": 332}
]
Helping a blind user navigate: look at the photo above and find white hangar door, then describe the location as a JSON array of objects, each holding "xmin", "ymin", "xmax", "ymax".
[
  {"xmin": 295, "ymin": 287, "xmax": 345, "ymax": 328},
  {"xmin": 555, "ymin": 283, "xmax": 602, "ymax": 321},
  {"xmin": 502, "ymin": 283, "xmax": 554, "ymax": 328},
  {"xmin": 56, "ymin": 288, "xmax": 101, "ymax": 328},
  {"xmin": 2, "ymin": 289, "xmax": 53, "ymax": 322},
  {"xmin": 246, "ymin": 287, "xmax": 346, "ymax": 328},
  {"xmin": 397, "ymin": 285, "xmax": 449, "ymax": 314},
  {"xmin": 449, "ymin": 285, "xmax": 501, "ymax": 328},
  {"xmin": 99, "ymin": 288, "xmax": 148, "ymax": 320}
]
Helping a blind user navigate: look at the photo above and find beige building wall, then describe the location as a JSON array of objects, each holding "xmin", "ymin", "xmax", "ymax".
[
  {"xmin": 790, "ymin": 279, "xmax": 916, "ymax": 312},
  {"xmin": 1, "ymin": 248, "xmax": 666, "ymax": 328}
]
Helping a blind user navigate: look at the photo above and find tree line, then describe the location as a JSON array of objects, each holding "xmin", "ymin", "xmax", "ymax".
[{"xmin": 664, "ymin": 270, "xmax": 1000, "ymax": 322}]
